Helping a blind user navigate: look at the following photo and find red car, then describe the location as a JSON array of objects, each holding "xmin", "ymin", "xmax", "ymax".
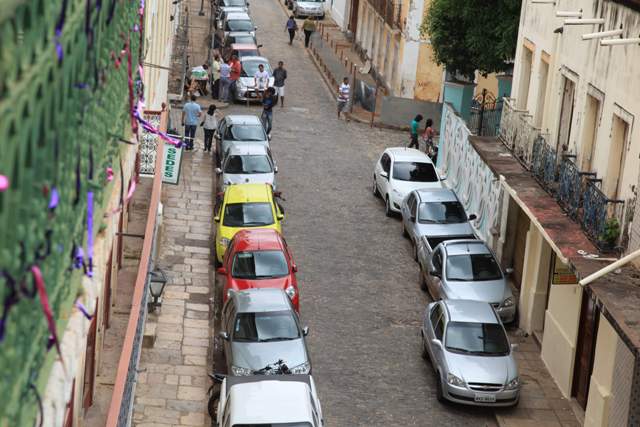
[{"xmin": 218, "ymin": 228, "xmax": 300, "ymax": 311}]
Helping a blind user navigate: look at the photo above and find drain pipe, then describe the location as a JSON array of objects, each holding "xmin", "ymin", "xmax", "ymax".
[{"xmin": 579, "ymin": 248, "xmax": 640, "ymax": 286}]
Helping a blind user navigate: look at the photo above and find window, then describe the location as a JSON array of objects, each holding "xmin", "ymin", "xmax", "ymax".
[
  {"xmin": 241, "ymin": 60, "xmax": 272, "ymax": 78},
  {"xmin": 517, "ymin": 45, "xmax": 533, "ymax": 110},
  {"xmin": 445, "ymin": 322, "xmax": 510, "ymax": 356},
  {"xmin": 223, "ymin": 203, "xmax": 274, "ymax": 227},
  {"xmin": 226, "ymin": 19, "xmax": 254, "ymax": 32},
  {"xmin": 430, "ymin": 303, "xmax": 442, "ymax": 326},
  {"xmin": 432, "ymin": 249, "xmax": 442, "ymax": 272},
  {"xmin": 380, "ymin": 153, "xmax": 391, "ymax": 173},
  {"xmin": 224, "ymin": 155, "xmax": 272, "ymax": 174},
  {"xmin": 434, "ymin": 317, "xmax": 444, "ymax": 341},
  {"xmin": 233, "ymin": 310, "xmax": 300, "ymax": 342},
  {"xmin": 446, "ymin": 253, "xmax": 502, "ymax": 281},
  {"xmin": 231, "ymin": 250, "xmax": 289, "ymax": 279},
  {"xmin": 224, "ymin": 124, "xmax": 266, "ymax": 141},
  {"xmin": 392, "ymin": 162, "xmax": 438, "ymax": 182},
  {"xmin": 418, "ymin": 201, "xmax": 466, "ymax": 224}
]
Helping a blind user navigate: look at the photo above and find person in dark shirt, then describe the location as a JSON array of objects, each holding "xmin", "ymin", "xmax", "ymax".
[
  {"xmin": 261, "ymin": 87, "xmax": 276, "ymax": 136},
  {"xmin": 272, "ymin": 61, "xmax": 288, "ymax": 107}
]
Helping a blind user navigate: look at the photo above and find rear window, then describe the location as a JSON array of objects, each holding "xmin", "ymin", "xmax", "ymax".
[
  {"xmin": 234, "ymin": 424, "xmax": 312, "ymax": 427},
  {"xmin": 232, "ymin": 250, "xmax": 288, "ymax": 279},
  {"xmin": 426, "ymin": 235, "xmax": 476, "ymax": 250},
  {"xmin": 223, "ymin": 202, "xmax": 274, "ymax": 227},
  {"xmin": 446, "ymin": 254, "xmax": 502, "ymax": 281},
  {"xmin": 392, "ymin": 161, "xmax": 438, "ymax": 182},
  {"xmin": 418, "ymin": 201, "xmax": 467, "ymax": 224},
  {"xmin": 226, "ymin": 19, "xmax": 253, "ymax": 31}
]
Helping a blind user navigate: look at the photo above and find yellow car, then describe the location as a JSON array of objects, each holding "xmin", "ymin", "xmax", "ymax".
[{"xmin": 214, "ymin": 183, "xmax": 284, "ymax": 265}]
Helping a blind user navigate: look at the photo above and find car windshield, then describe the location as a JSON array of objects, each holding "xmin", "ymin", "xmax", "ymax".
[
  {"xmin": 426, "ymin": 235, "xmax": 476, "ymax": 250},
  {"xmin": 224, "ymin": 0, "xmax": 246, "ymax": 6},
  {"xmin": 234, "ymin": 423, "xmax": 312, "ymax": 427},
  {"xmin": 418, "ymin": 201, "xmax": 467, "ymax": 224},
  {"xmin": 445, "ymin": 321, "xmax": 510, "ymax": 356},
  {"xmin": 232, "ymin": 251, "xmax": 289, "ymax": 279},
  {"xmin": 234, "ymin": 310, "xmax": 300, "ymax": 342},
  {"xmin": 446, "ymin": 253, "xmax": 503, "ymax": 281},
  {"xmin": 224, "ymin": 124, "xmax": 266, "ymax": 141},
  {"xmin": 392, "ymin": 161, "xmax": 439, "ymax": 182},
  {"xmin": 241, "ymin": 61, "xmax": 272, "ymax": 77},
  {"xmin": 224, "ymin": 155, "xmax": 272, "ymax": 174},
  {"xmin": 223, "ymin": 203, "xmax": 274, "ymax": 227},
  {"xmin": 226, "ymin": 19, "xmax": 253, "ymax": 31},
  {"xmin": 233, "ymin": 35, "xmax": 255, "ymax": 44},
  {"xmin": 237, "ymin": 49, "xmax": 260, "ymax": 58}
]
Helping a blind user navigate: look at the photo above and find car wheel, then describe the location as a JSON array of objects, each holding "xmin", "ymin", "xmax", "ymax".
[
  {"xmin": 372, "ymin": 176, "xmax": 380, "ymax": 198},
  {"xmin": 435, "ymin": 373, "xmax": 446, "ymax": 403},
  {"xmin": 419, "ymin": 266, "xmax": 428, "ymax": 292},
  {"xmin": 208, "ymin": 383, "xmax": 221, "ymax": 422},
  {"xmin": 385, "ymin": 197, "xmax": 393, "ymax": 217},
  {"xmin": 320, "ymin": 13, "xmax": 325, "ymax": 19}
]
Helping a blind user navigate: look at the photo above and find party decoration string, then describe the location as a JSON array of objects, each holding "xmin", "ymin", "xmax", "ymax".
[
  {"xmin": 106, "ymin": 167, "xmax": 114, "ymax": 182},
  {"xmin": 31, "ymin": 265, "xmax": 65, "ymax": 372},
  {"xmin": 0, "ymin": 174, "xmax": 9, "ymax": 192},
  {"xmin": 48, "ymin": 188, "xmax": 59, "ymax": 211},
  {"xmin": 75, "ymin": 299, "xmax": 93, "ymax": 320},
  {"xmin": 54, "ymin": 0, "xmax": 69, "ymax": 63}
]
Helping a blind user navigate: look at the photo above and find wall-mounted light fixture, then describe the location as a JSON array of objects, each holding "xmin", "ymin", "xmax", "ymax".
[
  {"xmin": 531, "ymin": 0, "xmax": 556, "ymax": 4},
  {"xmin": 600, "ymin": 36, "xmax": 640, "ymax": 46},
  {"xmin": 556, "ymin": 9, "xmax": 582, "ymax": 18},
  {"xmin": 582, "ymin": 26, "xmax": 624, "ymax": 40},
  {"xmin": 564, "ymin": 18, "xmax": 605, "ymax": 25}
]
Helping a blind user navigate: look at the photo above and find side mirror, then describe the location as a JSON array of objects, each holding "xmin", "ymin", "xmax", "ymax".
[
  {"xmin": 440, "ymin": 174, "xmax": 447, "ymax": 181},
  {"xmin": 505, "ymin": 267, "xmax": 514, "ymax": 275},
  {"xmin": 468, "ymin": 214, "xmax": 477, "ymax": 221},
  {"xmin": 302, "ymin": 326, "xmax": 309, "ymax": 336},
  {"xmin": 274, "ymin": 165, "xmax": 278, "ymax": 173},
  {"xmin": 380, "ymin": 171, "xmax": 388, "ymax": 179},
  {"xmin": 277, "ymin": 213, "xmax": 284, "ymax": 220},
  {"xmin": 219, "ymin": 331, "xmax": 230, "ymax": 341},
  {"xmin": 431, "ymin": 339, "xmax": 442, "ymax": 349},
  {"xmin": 254, "ymin": 26, "xmax": 258, "ymax": 31},
  {"xmin": 292, "ymin": 263, "xmax": 298, "ymax": 273},
  {"xmin": 429, "ymin": 269, "xmax": 441, "ymax": 278},
  {"xmin": 217, "ymin": 267, "xmax": 227, "ymax": 275},
  {"xmin": 511, "ymin": 343, "xmax": 519, "ymax": 352},
  {"xmin": 268, "ymin": 134, "xmax": 272, "ymax": 141},
  {"xmin": 214, "ymin": 216, "xmax": 221, "ymax": 222},
  {"xmin": 410, "ymin": 215, "xmax": 416, "ymax": 223},
  {"xmin": 257, "ymin": 44, "xmax": 263, "ymax": 48},
  {"xmin": 215, "ymin": 167, "xmax": 223, "ymax": 174}
]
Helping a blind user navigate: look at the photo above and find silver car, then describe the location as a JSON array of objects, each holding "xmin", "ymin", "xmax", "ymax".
[
  {"xmin": 219, "ymin": 289, "xmax": 311, "ymax": 376},
  {"xmin": 401, "ymin": 188, "xmax": 476, "ymax": 260},
  {"xmin": 421, "ymin": 299, "xmax": 520, "ymax": 406},
  {"xmin": 419, "ymin": 239, "xmax": 516, "ymax": 323},
  {"xmin": 216, "ymin": 143, "xmax": 277, "ymax": 191},
  {"xmin": 215, "ymin": 115, "xmax": 270, "ymax": 167},
  {"xmin": 293, "ymin": 0, "xmax": 325, "ymax": 18},
  {"xmin": 235, "ymin": 56, "xmax": 275, "ymax": 102}
]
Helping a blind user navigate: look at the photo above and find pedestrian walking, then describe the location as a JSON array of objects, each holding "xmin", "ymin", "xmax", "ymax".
[
  {"xmin": 182, "ymin": 94, "xmax": 202, "ymax": 151},
  {"xmin": 285, "ymin": 16, "xmax": 298, "ymax": 45},
  {"xmin": 272, "ymin": 61, "xmax": 287, "ymax": 107},
  {"xmin": 219, "ymin": 60, "xmax": 232, "ymax": 102},
  {"xmin": 202, "ymin": 104, "xmax": 220, "ymax": 153},
  {"xmin": 261, "ymin": 87, "xmax": 276, "ymax": 136},
  {"xmin": 254, "ymin": 63, "xmax": 270, "ymax": 99},
  {"xmin": 337, "ymin": 77, "xmax": 350, "ymax": 121},
  {"xmin": 228, "ymin": 55, "xmax": 241, "ymax": 101},
  {"xmin": 303, "ymin": 17, "xmax": 316, "ymax": 48},
  {"xmin": 409, "ymin": 114, "xmax": 423, "ymax": 149},
  {"xmin": 422, "ymin": 118, "xmax": 437, "ymax": 161},
  {"xmin": 211, "ymin": 54, "xmax": 222, "ymax": 99}
]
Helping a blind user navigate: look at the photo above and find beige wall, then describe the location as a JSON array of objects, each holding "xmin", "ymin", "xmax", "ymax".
[
  {"xmin": 541, "ymin": 284, "xmax": 582, "ymax": 396},
  {"xmin": 414, "ymin": 43, "xmax": 442, "ymax": 101},
  {"xmin": 144, "ymin": 0, "xmax": 177, "ymax": 110}
]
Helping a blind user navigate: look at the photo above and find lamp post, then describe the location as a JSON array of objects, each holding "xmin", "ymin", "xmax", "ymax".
[{"xmin": 148, "ymin": 269, "xmax": 168, "ymax": 312}]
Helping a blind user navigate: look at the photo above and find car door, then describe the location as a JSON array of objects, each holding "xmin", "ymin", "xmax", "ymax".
[
  {"xmin": 222, "ymin": 301, "xmax": 236, "ymax": 368},
  {"xmin": 408, "ymin": 194, "xmax": 419, "ymax": 242},
  {"xmin": 424, "ymin": 303, "xmax": 441, "ymax": 362},
  {"xmin": 429, "ymin": 303, "xmax": 446, "ymax": 370},
  {"xmin": 401, "ymin": 192, "xmax": 414, "ymax": 226},
  {"xmin": 377, "ymin": 153, "xmax": 391, "ymax": 197},
  {"xmin": 428, "ymin": 247, "xmax": 444, "ymax": 299}
]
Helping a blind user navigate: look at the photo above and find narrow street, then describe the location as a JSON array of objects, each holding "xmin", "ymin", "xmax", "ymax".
[{"xmin": 212, "ymin": 0, "xmax": 497, "ymax": 424}]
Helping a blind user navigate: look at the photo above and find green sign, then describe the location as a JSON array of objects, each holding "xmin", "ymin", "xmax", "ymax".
[{"xmin": 162, "ymin": 143, "xmax": 183, "ymax": 185}]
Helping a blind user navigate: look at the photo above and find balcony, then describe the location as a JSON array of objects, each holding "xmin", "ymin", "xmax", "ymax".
[
  {"xmin": 498, "ymin": 98, "xmax": 628, "ymax": 252},
  {"xmin": 367, "ymin": 0, "xmax": 402, "ymax": 29}
]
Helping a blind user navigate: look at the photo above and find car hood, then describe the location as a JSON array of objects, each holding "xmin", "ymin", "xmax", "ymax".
[
  {"xmin": 228, "ymin": 275, "xmax": 294, "ymax": 292},
  {"xmin": 442, "ymin": 279, "xmax": 509, "ymax": 303},
  {"xmin": 297, "ymin": 1, "xmax": 323, "ymax": 8},
  {"xmin": 239, "ymin": 76, "xmax": 275, "ymax": 87},
  {"xmin": 391, "ymin": 179, "xmax": 442, "ymax": 198},
  {"xmin": 231, "ymin": 339, "xmax": 308, "ymax": 371},
  {"xmin": 415, "ymin": 222, "xmax": 475, "ymax": 239},
  {"xmin": 222, "ymin": 172, "xmax": 274, "ymax": 187},
  {"xmin": 445, "ymin": 352, "xmax": 516, "ymax": 385},
  {"xmin": 221, "ymin": 140, "xmax": 269, "ymax": 156}
]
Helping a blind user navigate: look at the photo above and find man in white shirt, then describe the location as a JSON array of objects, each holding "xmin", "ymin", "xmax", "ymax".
[
  {"xmin": 337, "ymin": 77, "xmax": 350, "ymax": 121},
  {"xmin": 219, "ymin": 61, "xmax": 232, "ymax": 102},
  {"xmin": 254, "ymin": 64, "xmax": 270, "ymax": 98}
]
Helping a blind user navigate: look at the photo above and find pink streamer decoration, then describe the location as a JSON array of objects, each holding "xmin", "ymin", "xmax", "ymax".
[
  {"xmin": 0, "ymin": 175, "xmax": 8, "ymax": 192},
  {"xmin": 106, "ymin": 167, "xmax": 114, "ymax": 182},
  {"xmin": 32, "ymin": 266, "xmax": 66, "ymax": 372},
  {"xmin": 132, "ymin": 109, "xmax": 182, "ymax": 147}
]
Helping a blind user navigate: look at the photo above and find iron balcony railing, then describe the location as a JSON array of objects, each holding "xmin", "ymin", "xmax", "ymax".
[
  {"xmin": 368, "ymin": 0, "xmax": 402, "ymax": 29},
  {"xmin": 582, "ymin": 180, "xmax": 625, "ymax": 250},
  {"xmin": 530, "ymin": 134, "xmax": 557, "ymax": 194},
  {"xmin": 467, "ymin": 89, "xmax": 503, "ymax": 137},
  {"xmin": 499, "ymin": 98, "xmax": 542, "ymax": 169}
]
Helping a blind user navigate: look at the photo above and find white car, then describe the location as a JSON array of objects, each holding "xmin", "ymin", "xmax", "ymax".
[
  {"xmin": 235, "ymin": 56, "xmax": 275, "ymax": 102},
  {"xmin": 373, "ymin": 147, "xmax": 444, "ymax": 216},
  {"xmin": 216, "ymin": 143, "xmax": 277, "ymax": 191},
  {"xmin": 215, "ymin": 375, "xmax": 324, "ymax": 427},
  {"xmin": 221, "ymin": 12, "xmax": 256, "ymax": 39},
  {"xmin": 293, "ymin": 0, "xmax": 325, "ymax": 18}
]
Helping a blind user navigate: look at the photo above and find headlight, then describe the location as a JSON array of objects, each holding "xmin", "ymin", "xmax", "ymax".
[
  {"xmin": 502, "ymin": 297, "xmax": 514, "ymax": 307},
  {"xmin": 505, "ymin": 377, "xmax": 520, "ymax": 390},
  {"xmin": 290, "ymin": 361, "xmax": 310, "ymax": 374},
  {"xmin": 446, "ymin": 373, "xmax": 465, "ymax": 387},
  {"xmin": 285, "ymin": 285, "xmax": 296, "ymax": 299},
  {"xmin": 219, "ymin": 238, "xmax": 230, "ymax": 248},
  {"xmin": 231, "ymin": 365, "xmax": 253, "ymax": 376}
]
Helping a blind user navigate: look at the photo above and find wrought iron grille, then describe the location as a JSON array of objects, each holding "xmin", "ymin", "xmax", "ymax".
[
  {"xmin": 530, "ymin": 135, "xmax": 557, "ymax": 193},
  {"xmin": 498, "ymin": 98, "xmax": 538, "ymax": 169},
  {"xmin": 0, "ymin": 0, "xmax": 140, "ymax": 424},
  {"xmin": 468, "ymin": 90, "xmax": 503, "ymax": 137},
  {"xmin": 557, "ymin": 156, "xmax": 581, "ymax": 218},
  {"xmin": 368, "ymin": 0, "xmax": 402, "ymax": 29},
  {"xmin": 139, "ymin": 112, "xmax": 162, "ymax": 175},
  {"xmin": 582, "ymin": 180, "xmax": 625, "ymax": 250}
]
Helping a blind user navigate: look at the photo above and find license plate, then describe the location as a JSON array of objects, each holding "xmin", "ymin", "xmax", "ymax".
[
  {"xmin": 247, "ymin": 92, "xmax": 256, "ymax": 98},
  {"xmin": 474, "ymin": 393, "xmax": 496, "ymax": 403}
]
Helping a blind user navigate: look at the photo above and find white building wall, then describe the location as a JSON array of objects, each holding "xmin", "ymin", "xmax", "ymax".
[{"xmin": 331, "ymin": 0, "xmax": 350, "ymax": 30}]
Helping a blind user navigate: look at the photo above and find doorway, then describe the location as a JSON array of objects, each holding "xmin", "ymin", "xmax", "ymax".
[
  {"xmin": 512, "ymin": 207, "xmax": 531, "ymax": 291},
  {"xmin": 604, "ymin": 115, "xmax": 629, "ymax": 199},
  {"xmin": 572, "ymin": 291, "xmax": 600, "ymax": 409},
  {"xmin": 556, "ymin": 76, "xmax": 575, "ymax": 153},
  {"xmin": 580, "ymin": 94, "xmax": 601, "ymax": 172}
]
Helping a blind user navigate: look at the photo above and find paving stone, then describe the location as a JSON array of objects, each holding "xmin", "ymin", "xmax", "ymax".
[
  {"xmin": 166, "ymin": 374, "xmax": 180, "ymax": 385},
  {"xmin": 166, "ymin": 399, "xmax": 206, "ymax": 413},
  {"xmin": 182, "ymin": 346, "xmax": 208, "ymax": 356},
  {"xmin": 175, "ymin": 365, "xmax": 207, "ymax": 376},
  {"xmin": 179, "ymin": 376, "xmax": 192, "ymax": 386},
  {"xmin": 180, "ymin": 412, "xmax": 206, "ymax": 426},
  {"xmin": 184, "ymin": 327, "xmax": 209, "ymax": 338},
  {"xmin": 185, "ymin": 310, "xmax": 209, "ymax": 320},
  {"xmin": 187, "ymin": 286, "xmax": 210, "ymax": 294},
  {"xmin": 184, "ymin": 318, "xmax": 209, "ymax": 328},
  {"xmin": 177, "ymin": 386, "xmax": 207, "ymax": 401},
  {"xmin": 136, "ymin": 397, "xmax": 166, "ymax": 407},
  {"xmin": 183, "ymin": 355, "xmax": 207, "ymax": 366}
]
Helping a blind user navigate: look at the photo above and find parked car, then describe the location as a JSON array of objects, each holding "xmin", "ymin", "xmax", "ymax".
[
  {"xmin": 419, "ymin": 239, "xmax": 516, "ymax": 323},
  {"xmin": 214, "ymin": 114, "xmax": 269, "ymax": 167},
  {"xmin": 421, "ymin": 299, "xmax": 520, "ymax": 406},
  {"xmin": 218, "ymin": 12, "xmax": 256, "ymax": 41},
  {"xmin": 292, "ymin": 0, "xmax": 325, "ymax": 18},
  {"xmin": 215, "ymin": 6, "xmax": 248, "ymax": 30},
  {"xmin": 219, "ymin": 288, "xmax": 311, "ymax": 376},
  {"xmin": 221, "ymin": 31, "xmax": 257, "ymax": 48},
  {"xmin": 212, "ymin": 374, "xmax": 324, "ymax": 426},
  {"xmin": 235, "ymin": 56, "xmax": 274, "ymax": 102},
  {"xmin": 216, "ymin": 143, "xmax": 277, "ymax": 191},
  {"xmin": 214, "ymin": 183, "xmax": 284, "ymax": 265},
  {"xmin": 373, "ymin": 147, "xmax": 443, "ymax": 216},
  {"xmin": 218, "ymin": 229, "xmax": 299, "ymax": 310},
  {"xmin": 222, "ymin": 42, "xmax": 262, "ymax": 61},
  {"xmin": 215, "ymin": 0, "xmax": 249, "ymax": 9},
  {"xmin": 401, "ymin": 188, "xmax": 476, "ymax": 260}
]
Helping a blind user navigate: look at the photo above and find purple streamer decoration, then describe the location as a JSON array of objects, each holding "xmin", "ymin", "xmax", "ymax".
[
  {"xmin": 48, "ymin": 187, "xmax": 59, "ymax": 210},
  {"xmin": 75, "ymin": 299, "xmax": 93, "ymax": 320},
  {"xmin": 55, "ymin": 0, "xmax": 68, "ymax": 63},
  {"xmin": 74, "ymin": 246, "xmax": 85, "ymax": 271},
  {"xmin": 86, "ymin": 191, "xmax": 94, "ymax": 277},
  {"xmin": 132, "ymin": 109, "xmax": 183, "ymax": 148}
]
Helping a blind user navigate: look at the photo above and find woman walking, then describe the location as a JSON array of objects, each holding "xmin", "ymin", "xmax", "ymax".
[
  {"xmin": 285, "ymin": 16, "xmax": 298, "ymax": 45},
  {"xmin": 409, "ymin": 114, "xmax": 423, "ymax": 149},
  {"xmin": 202, "ymin": 105, "xmax": 220, "ymax": 153},
  {"xmin": 303, "ymin": 17, "xmax": 316, "ymax": 48}
]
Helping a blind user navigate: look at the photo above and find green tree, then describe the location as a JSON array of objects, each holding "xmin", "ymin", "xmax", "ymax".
[{"xmin": 420, "ymin": 0, "xmax": 521, "ymax": 79}]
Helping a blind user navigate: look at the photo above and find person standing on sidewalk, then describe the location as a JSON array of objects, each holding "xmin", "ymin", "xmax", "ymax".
[
  {"xmin": 337, "ymin": 77, "xmax": 350, "ymax": 121},
  {"xmin": 285, "ymin": 16, "xmax": 298, "ymax": 45},
  {"xmin": 261, "ymin": 87, "xmax": 276, "ymax": 136},
  {"xmin": 202, "ymin": 104, "xmax": 221, "ymax": 153},
  {"xmin": 409, "ymin": 114, "xmax": 423, "ymax": 149},
  {"xmin": 229, "ymin": 55, "xmax": 241, "ymax": 101},
  {"xmin": 302, "ymin": 17, "xmax": 316, "ymax": 48},
  {"xmin": 182, "ymin": 95, "xmax": 202, "ymax": 151},
  {"xmin": 211, "ymin": 54, "xmax": 222, "ymax": 99},
  {"xmin": 219, "ymin": 60, "xmax": 232, "ymax": 102},
  {"xmin": 254, "ymin": 63, "xmax": 270, "ymax": 99},
  {"xmin": 272, "ymin": 61, "xmax": 287, "ymax": 107}
]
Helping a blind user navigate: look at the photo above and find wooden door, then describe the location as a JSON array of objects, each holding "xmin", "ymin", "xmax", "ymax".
[
  {"xmin": 349, "ymin": 0, "xmax": 360, "ymax": 35},
  {"xmin": 556, "ymin": 77, "xmax": 575, "ymax": 152},
  {"xmin": 572, "ymin": 291, "xmax": 599, "ymax": 409}
]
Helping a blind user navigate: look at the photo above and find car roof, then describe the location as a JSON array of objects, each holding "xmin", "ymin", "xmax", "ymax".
[
  {"xmin": 225, "ymin": 114, "xmax": 263, "ymax": 125},
  {"xmin": 228, "ymin": 31, "xmax": 254, "ymax": 37},
  {"xmin": 233, "ymin": 229, "xmax": 284, "ymax": 251},
  {"xmin": 227, "ymin": 143, "xmax": 269, "ymax": 156},
  {"xmin": 415, "ymin": 188, "xmax": 458, "ymax": 203},
  {"xmin": 385, "ymin": 147, "xmax": 433, "ymax": 162},
  {"xmin": 227, "ymin": 12, "xmax": 251, "ymax": 19},
  {"xmin": 228, "ymin": 378, "xmax": 312, "ymax": 424},
  {"xmin": 231, "ymin": 43, "xmax": 259, "ymax": 49},
  {"xmin": 443, "ymin": 240, "xmax": 492, "ymax": 256},
  {"xmin": 240, "ymin": 56, "xmax": 269, "ymax": 63},
  {"xmin": 443, "ymin": 300, "xmax": 500, "ymax": 324},
  {"xmin": 225, "ymin": 183, "xmax": 272, "ymax": 203},
  {"xmin": 231, "ymin": 288, "xmax": 292, "ymax": 312}
]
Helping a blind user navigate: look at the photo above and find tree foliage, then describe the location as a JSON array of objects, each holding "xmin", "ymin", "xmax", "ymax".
[{"xmin": 420, "ymin": 0, "xmax": 521, "ymax": 79}]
